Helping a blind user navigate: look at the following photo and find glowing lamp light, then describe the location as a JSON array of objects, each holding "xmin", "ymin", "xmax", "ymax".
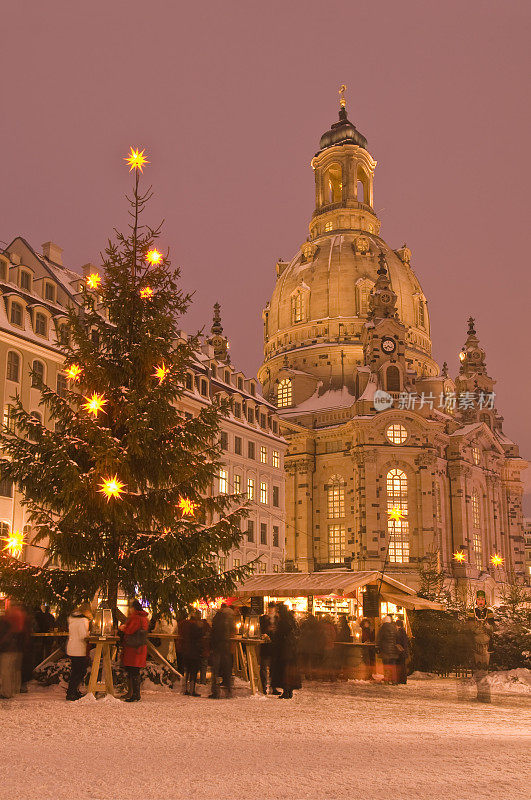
[
  {"xmin": 453, "ymin": 551, "xmax": 466, "ymax": 563},
  {"xmin": 490, "ymin": 554, "xmax": 504, "ymax": 567},
  {"xmin": 1, "ymin": 529, "xmax": 25, "ymax": 558},
  {"xmin": 83, "ymin": 392, "xmax": 107, "ymax": 417},
  {"xmin": 125, "ymin": 147, "xmax": 149, "ymax": 173},
  {"xmin": 145, "ymin": 249, "xmax": 163, "ymax": 266},
  {"xmin": 87, "ymin": 273, "xmax": 102, "ymax": 290},
  {"xmin": 65, "ymin": 364, "xmax": 83, "ymax": 382},
  {"xmin": 388, "ymin": 506, "xmax": 404, "ymax": 522},
  {"xmin": 153, "ymin": 363, "xmax": 169, "ymax": 383},
  {"xmin": 178, "ymin": 497, "xmax": 197, "ymax": 517},
  {"xmin": 140, "ymin": 287, "xmax": 153, "ymax": 299},
  {"xmin": 99, "ymin": 475, "xmax": 126, "ymax": 502},
  {"xmin": 459, "ymin": 351, "xmax": 466, "ymax": 362}
]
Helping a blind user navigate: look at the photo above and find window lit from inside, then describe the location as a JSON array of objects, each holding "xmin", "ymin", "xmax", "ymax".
[
  {"xmin": 328, "ymin": 524, "xmax": 345, "ymax": 564},
  {"xmin": 277, "ymin": 379, "xmax": 292, "ymax": 408},
  {"xmin": 327, "ymin": 478, "xmax": 345, "ymax": 518},
  {"xmin": 386, "ymin": 424, "xmax": 407, "ymax": 445},
  {"xmin": 471, "ymin": 490, "xmax": 482, "ymax": 569},
  {"xmin": 387, "ymin": 469, "xmax": 409, "ymax": 563},
  {"xmin": 218, "ymin": 468, "xmax": 228, "ymax": 494}
]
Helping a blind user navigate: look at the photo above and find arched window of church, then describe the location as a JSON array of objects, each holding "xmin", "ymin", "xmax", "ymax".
[
  {"xmin": 471, "ymin": 489, "xmax": 482, "ymax": 569},
  {"xmin": 277, "ymin": 379, "xmax": 292, "ymax": 408},
  {"xmin": 386, "ymin": 365, "xmax": 401, "ymax": 393},
  {"xmin": 325, "ymin": 164, "xmax": 342, "ymax": 204},
  {"xmin": 387, "ymin": 468, "xmax": 409, "ymax": 563},
  {"xmin": 356, "ymin": 166, "xmax": 369, "ymax": 205},
  {"xmin": 357, "ymin": 281, "xmax": 373, "ymax": 316},
  {"xmin": 327, "ymin": 476, "xmax": 345, "ymax": 519},
  {"xmin": 291, "ymin": 292, "xmax": 303, "ymax": 324},
  {"xmin": 435, "ymin": 482, "xmax": 442, "ymax": 523},
  {"xmin": 328, "ymin": 525, "xmax": 345, "ymax": 564},
  {"xmin": 417, "ymin": 299, "xmax": 425, "ymax": 329}
]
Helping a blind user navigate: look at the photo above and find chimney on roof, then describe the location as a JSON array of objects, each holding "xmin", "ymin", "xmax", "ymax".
[{"xmin": 42, "ymin": 241, "xmax": 63, "ymax": 266}]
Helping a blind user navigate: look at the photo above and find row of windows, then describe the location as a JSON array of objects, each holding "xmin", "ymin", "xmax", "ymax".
[
  {"xmin": 0, "ymin": 261, "xmax": 58, "ymax": 302},
  {"xmin": 218, "ymin": 469, "xmax": 281, "ymax": 507},
  {"xmin": 210, "ymin": 365, "xmax": 257, "ymax": 396},
  {"xmin": 6, "ymin": 299, "xmax": 67, "ymax": 341},
  {"xmin": 220, "ymin": 432, "xmax": 281, "ymax": 468},
  {"xmin": 245, "ymin": 519, "xmax": 281, "ymax": 547},
  {"xmin": 6, "ymin": 353, "xmax": 66, "ymax": 395}
]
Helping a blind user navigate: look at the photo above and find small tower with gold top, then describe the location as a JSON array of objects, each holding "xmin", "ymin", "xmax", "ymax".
[{"xmin": 208, "ymin": 302, "xmax": 229, "ymax": 363}]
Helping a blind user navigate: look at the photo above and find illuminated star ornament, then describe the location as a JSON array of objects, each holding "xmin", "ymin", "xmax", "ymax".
[
  {"xmin": 83, "ymin": 392, "xmax": 107, "ymax": 417},
  {"xmin": 65, "ymin": 364, "xmax": 83, "ymax": 382},
  {"xmin": 153, "ymin": 363, "xmax": 169, "ymax": 383},
  {"xmin": 388, "ymin": 506, "xmax": 405, "ymax": 522},
  {"xmin": 490, "ymin": 554, "xmax": 504, "ymax": 567},
  {"xmin": 1, "ymin": 529, "xmax": 25, "ymax": 557},
  {"xmin": 140, "ymin": 286, "xmax": 153, "ymax": 299},
  {"xmin": 145, "ymin": 249, "xmax": 163, "ymax": 266},
  {"xmin": 125, "ymin": 146, "xmax": 149, "ymax": 173},
  {"xmin": 99, "ymin": 475, "xmax": 126, "ymax": 502},
  {"xmin": 87, "ymin": 273, "xmax": 102, "ymax": 290},
  {"xmin": 453, "ymin": 551, "xmax": 466, "ymax": 563},
  {"xmin": 178, "ymin": 497, "xmax": 197, "ymax": 517}
]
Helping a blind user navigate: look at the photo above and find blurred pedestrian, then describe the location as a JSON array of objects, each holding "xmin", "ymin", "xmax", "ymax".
[
  {"xmin": 181, "ymin": 610, "xmax": 203, "ymax": 696},
  {"xmin": 19, "ymin": 605, "xmax": 34, "ymax": 693},
  {"xmin": 321, "ymin": 615, "xmax": 337, "ymax": 681},
  {"xmin": 360, "ymin": 618, "xmax": 376, "ymax": 679},
  {"xmin": 209, "ymin": 603, "xmax": 235, "ymax": 698},
  {"xmin": 376, "ymin": 615, "xmax": 399, "ymax": 684},
  {"xmin": 199, "ymin": 617, "xmax": 211, "ymax": 684},
  {"xmin": 120, "ymin": 600, "xmax": 149, "ymax": 702},
  {"xmin": 0, "ymin": 603, "xmax": 29, "ymax": 698},
  {"xmin": 65, "ymin": 603, "xmax": 92, "ymax": 701},
  {"xmin": 258, "ymin": 602, "xmax": 276, "ymax": 694},
  {"xmin": 35, "ymin": 605, "xmax": 56, "ymax": 660},
  {"xmin": 395, "ymin": 618, "xmax": 410, "ymax": 684},
  {"xmin": 273, "ymin": 604, "xmax": 301, "ymax": 699}
]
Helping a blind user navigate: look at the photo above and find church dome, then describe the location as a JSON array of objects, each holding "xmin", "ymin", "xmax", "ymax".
[
  {"xmin": 318, "ymin": 106, "xmax": 368, "ymax": 152},
  {"xmin": 258, "ymin": 96, "xmax": 439, "ymax": 406}
]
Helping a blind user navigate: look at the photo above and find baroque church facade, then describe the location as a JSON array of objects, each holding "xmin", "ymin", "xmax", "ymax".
[{"xmin": 258, "ymin": 96, "xmax": 526, "ymax": 601}]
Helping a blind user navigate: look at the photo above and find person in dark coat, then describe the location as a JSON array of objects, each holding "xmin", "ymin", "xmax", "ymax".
[
  {"xmin": 376, "ymin": 615, "xmax": 399, "ymax": 684},
  {"xmin": 258, "ymin": 602, "xmax": 276, "ymax": 694},
  {"xmin": 34, "ymin": 605, "xmax": 56, "ymax": 661},
  {"xmin": 209, "ymin": 604, "xmax": 235, "ymax": 698},
  {"xmin": 198, "ymin": 617, "xmax": 211, "ymax": 685},
  {"xmin": 395, "ymin": 618, "xmax": 410, "ymax": 684},
  {"xmin": 181, "ymin": 610, "xmax": 203, "ymax": 696},
  {"xmin": 360, "ymin": 618, "xmax": 376, "ymax": 679},
  {"xmin": 272, "ymin": 604, "xmax": 301, "ymax": 699},
  {"xmin": 0, "ymin": 604, "xmax": 28, "ymax": 698},
  {"xmin": 120, "ymin": 600, "xmax": 149, "ymax": 702}
]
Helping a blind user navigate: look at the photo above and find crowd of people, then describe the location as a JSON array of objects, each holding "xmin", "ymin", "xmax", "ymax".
[{"xmin": 0, "ymin": 599, "xmax": 410, "ymax": 702}]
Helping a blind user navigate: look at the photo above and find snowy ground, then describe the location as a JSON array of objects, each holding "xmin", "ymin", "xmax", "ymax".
[{"xmin": 1, "ymin": 677, "xmax": 530, "ymax": 800}]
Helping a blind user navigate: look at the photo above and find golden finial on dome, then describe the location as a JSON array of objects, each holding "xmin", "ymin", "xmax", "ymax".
[{"xmin": 339, "ymin": 84, "xmax": 347, "ymax": 109}]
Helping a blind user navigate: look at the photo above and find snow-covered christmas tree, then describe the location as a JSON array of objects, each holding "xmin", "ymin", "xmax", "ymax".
[{"xmin": 0, "ymin": 147, "xmax": 249, "ymax": 617}]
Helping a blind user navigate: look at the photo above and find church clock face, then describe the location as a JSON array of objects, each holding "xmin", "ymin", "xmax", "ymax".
[{"xmin": 381, "ymin": 337, "xmax": 396, "ymax": 354}]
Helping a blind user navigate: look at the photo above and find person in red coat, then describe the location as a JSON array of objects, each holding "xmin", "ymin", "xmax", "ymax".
[{"xmin": 120, "ymin": 600, "xmax": 149, "ymax": 702}]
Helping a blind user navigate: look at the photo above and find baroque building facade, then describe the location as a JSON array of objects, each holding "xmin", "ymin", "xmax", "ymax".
[
  {"xmin": 258, "ymin": 97, "xmax": 526, "ymax": 602},
  {"xmin": 0, "ymin": 238, "xmax": 285, "ymax": 578}
]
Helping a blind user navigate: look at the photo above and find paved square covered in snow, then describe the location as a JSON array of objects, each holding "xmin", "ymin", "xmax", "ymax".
[{"xmin": 2, "ymin": 678, "xmax": 529, "ymax": 800}]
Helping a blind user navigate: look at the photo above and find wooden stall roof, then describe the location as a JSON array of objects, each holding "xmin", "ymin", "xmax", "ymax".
[{"xmin": 233, "ymin": 570, "xmax": 421, "ymax": 599}]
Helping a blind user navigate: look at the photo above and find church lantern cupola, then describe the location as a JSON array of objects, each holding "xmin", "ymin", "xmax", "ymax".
[{"xmin": 310, "ymin": 85, "xmax": 379, "ymax": 239}]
